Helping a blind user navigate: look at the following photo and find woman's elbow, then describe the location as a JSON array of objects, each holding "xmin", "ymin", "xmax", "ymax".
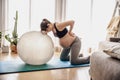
[
  {"xmin": 71, "ymin": 20, "xmax": 75, "ymax": 24},
  {"xmin": 71, "ymin": 20, "xmax": 75, "ymax": 26}
]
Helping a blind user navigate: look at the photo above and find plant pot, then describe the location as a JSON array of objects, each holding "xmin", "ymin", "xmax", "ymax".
[{"xmin": 10, "ymin": 44, "xmax": 17, "ymax": 53}]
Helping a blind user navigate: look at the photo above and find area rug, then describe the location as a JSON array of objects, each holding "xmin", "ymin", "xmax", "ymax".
[{"xmin": 0, "ymin": 57, "xmax": 89, "ymax": 74}]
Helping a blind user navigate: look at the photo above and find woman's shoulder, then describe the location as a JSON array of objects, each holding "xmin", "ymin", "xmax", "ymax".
[{"xmin": 58, "ymin": 20, "xmax": 74, "ymax": 26}]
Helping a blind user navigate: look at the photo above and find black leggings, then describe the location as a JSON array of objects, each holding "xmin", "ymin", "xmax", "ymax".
[{"xmin": 60, "ymin": 36, "xmax": 90, "ymax": 65}]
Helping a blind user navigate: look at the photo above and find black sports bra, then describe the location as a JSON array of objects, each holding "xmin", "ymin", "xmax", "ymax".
[{"xmin": 54, "ymin": 23, "xmax": 68, "ymax": 38}]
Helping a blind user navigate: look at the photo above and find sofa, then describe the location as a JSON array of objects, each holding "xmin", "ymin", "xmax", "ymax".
[{"xmin": 89, "ymin": 41, "xmax": 120, "ymax": 80}]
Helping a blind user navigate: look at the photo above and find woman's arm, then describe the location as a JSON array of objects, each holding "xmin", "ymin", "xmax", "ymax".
[{"xmin": 56, "ymin": 20, "xmax": 75, "ymax": 32}]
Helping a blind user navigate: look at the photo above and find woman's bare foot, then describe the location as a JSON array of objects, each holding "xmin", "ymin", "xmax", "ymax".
[{"xmin": 79, "ymin": 54, "xmax": 83, "ymax": 57}]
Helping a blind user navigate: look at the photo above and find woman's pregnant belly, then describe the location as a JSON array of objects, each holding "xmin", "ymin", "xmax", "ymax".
[{"xmin": 59, "ymin": 33, "xmax": 76, "ymax": 48}]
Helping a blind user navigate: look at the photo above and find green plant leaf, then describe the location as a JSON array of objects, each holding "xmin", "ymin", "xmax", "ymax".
[
  {"xmin": 5, "ymin": 11, "xmax": 19, "ymax": 46},
  {"xmin": 12, "ymin": 11, "xmax": 18, "ymax": 38},
  {"xmin": 5, "ymin": 34, "xmax": 12, "ymax": 43}
]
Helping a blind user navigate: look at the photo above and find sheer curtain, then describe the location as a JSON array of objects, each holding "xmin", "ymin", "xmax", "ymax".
[
  {"xmin": 4, "ymin": 0, "xmax": 116, "ymax": 52},
  {"xmin": 30, "ymin": 0, "xmax": 55, "ymax": 31},
  {"xmin": 92, "ymin": 0, "xmax": 115, "ymax": 49},
  {"xmin": 66, "ymin": 0, "xmax": 91, "ymax": 54},
  {"xmin": 7, "ymin": 0, "xmax": 29, "ymax": 37},
  {"xmin": 4, "ymin": 0, "xmax": 55, "ymax": 45},
  {"xmin": 7, "ymin": 0, "xmax": 55, "ymax": 36},
  {"xmin": 30, "ymin": 0, "xmax": 55, "ymax": 45},
  {"xmin": 66, "ymin": 0, "xmax": 116, "ymax": 53}
]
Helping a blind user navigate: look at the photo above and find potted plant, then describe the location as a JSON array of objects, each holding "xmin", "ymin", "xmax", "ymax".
[{"xmin": 5, "ymin": 11, "xmax": 18, "ymax": 53}]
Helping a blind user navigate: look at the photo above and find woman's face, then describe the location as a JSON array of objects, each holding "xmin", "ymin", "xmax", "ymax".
[{"xmin": 46, "ymin": 23, "xmax": 52, "ymax": 32}]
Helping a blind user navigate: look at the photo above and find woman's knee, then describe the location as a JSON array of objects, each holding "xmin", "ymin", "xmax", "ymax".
[
  {"xmin": 60, "ymin": 56, "xmax": 69, "ymax": 61},
  {"xmin": 60, "ymin": 56, "xmax": 65, "ymax": 61}
]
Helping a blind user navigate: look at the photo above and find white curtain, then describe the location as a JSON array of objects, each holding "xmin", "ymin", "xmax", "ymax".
[
  {"xmin": 2, "ymin": 0, "xmax": 116, "ymax": 52},
  {"xmin": 66, "ymin": 0, "xmax": 116, "ymax": 53},
  {"xmin": 92, "ymin": 0, "xmax": 115, "ymax": 48},
  {"xmin": 3, "ymin": 0, "xmax": 55, "ymax": 45},
  {"xmin": 30, "ymin": 0, "xmax": 55, "ymax": 31},
  {"xmin": 55, "ymin": 0, "xmax": 66, "ymax": 22},
  {"xmin": 2, "ymin": 0, "xmax": 66, "ymax": 48},
  {"xmin": 5, "ymin": 0, "xmax": 55, "ymax": 35},
  {"xmin": 7, "ymin": 0, "xmax": 30, "ymax": 37},
  {"xmin": 0, "ymin": 0, "xmax": 8, "ymax": 45},
  {"xmin": 0, "ymin": 0, "xmax": 2, "ymax": 31},
  {"xmin": 66, "ymin": 0, "xmax": 91, "ymax": 54}
]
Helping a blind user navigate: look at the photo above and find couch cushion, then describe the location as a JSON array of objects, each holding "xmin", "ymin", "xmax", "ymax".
[
  {"xmin": 103, "ymin": 45, "xmax": 120, "ymax": 60},
  {"xmin": 90, "ymin": 51, "xmax": 120, "ymax": 80},
  {"xmin": 99, "ymin": 41, "xmax": 120, "ymax": 51}
]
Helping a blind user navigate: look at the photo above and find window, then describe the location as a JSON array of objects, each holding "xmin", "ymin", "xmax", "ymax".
[
  {"xmin": 3, "ymin": 0, "xmax": 116, "ymax": 52},
  {"xmin": 66, "ymin": 0, "xmax": 116, "ymax": 53},
  {"xmin": 30, "ymin": 0, "xmax": 55, "ymax": 31},
  {"xmin": 3, "ymin": 0, "xmax": 55, "ymax": 46},
  {"xmin": 7, "ymin": 0, "xmax": 55, "ymax": 37},
  {"xmin": 66, "ymin": 0, "xmax": 91, "ymax": 54},
  {"xmin": 8, "ymin": 0, "xmax": 30, "ymax": 36},
  {"xmin": 92, "ymin": 0, "xmax": 115, "ymax": 48}
]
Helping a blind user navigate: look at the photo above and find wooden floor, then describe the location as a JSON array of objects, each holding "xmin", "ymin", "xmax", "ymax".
[{"xmin": 0, "ymin": 52, "xmax": 90, "ymax": 80}]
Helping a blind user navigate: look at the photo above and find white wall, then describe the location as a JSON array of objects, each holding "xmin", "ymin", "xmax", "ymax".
[{"xmin": 0, "ymin": 0, "xmax": 2, "ymax": 31}]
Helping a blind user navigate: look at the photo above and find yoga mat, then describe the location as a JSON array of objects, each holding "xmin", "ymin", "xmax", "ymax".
[{"xmin": 0, "ymin": 57, "xmax": 89, "ymax": 74}]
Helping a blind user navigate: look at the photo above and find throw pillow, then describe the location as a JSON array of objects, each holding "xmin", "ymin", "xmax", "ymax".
[{"xmin": 103, "ymin": 45, "xmax": 120, "ymax": 60}]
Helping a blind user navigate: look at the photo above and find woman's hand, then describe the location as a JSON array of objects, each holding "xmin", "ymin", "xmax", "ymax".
[{"xmin": 69, "ymin": 32, "xmax": 75, "ymax": 37}]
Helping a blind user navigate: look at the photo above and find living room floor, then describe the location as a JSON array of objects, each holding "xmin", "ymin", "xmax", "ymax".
[{"xmin": 0, "ymin": 52, "xmax": 90, "ymax": 80}]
